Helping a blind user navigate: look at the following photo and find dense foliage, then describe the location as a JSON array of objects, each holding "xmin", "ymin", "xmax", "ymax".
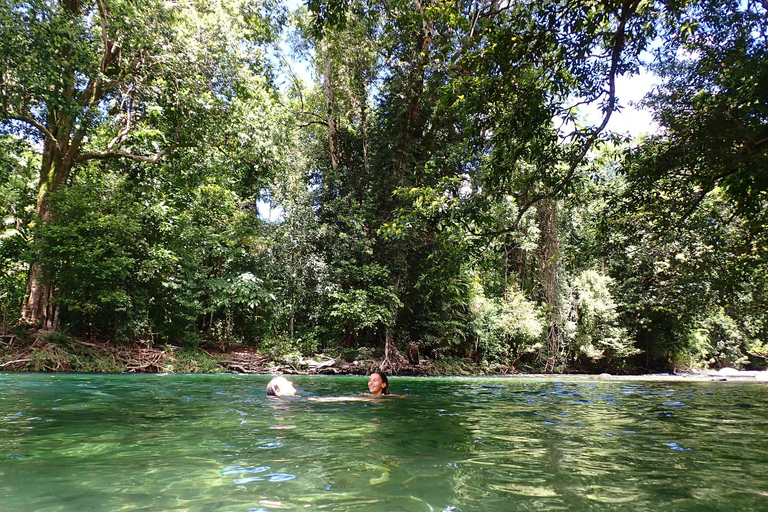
[{"xmin": 1, "ymin": 0, "xmax": 766, "ymax": 372}]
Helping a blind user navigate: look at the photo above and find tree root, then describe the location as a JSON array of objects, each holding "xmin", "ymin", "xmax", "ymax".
[
  {"xmin": 125, "ymin": 345, "xmax": 169, "ymax": 372},
  {"xmin": 0, "ymin": 334, "xmax": 175, "ymax": 372}
]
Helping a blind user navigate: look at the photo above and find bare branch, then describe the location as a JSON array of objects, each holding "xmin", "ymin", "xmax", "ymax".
[
  {"xmin": 468, "ymin": 0, "xmax": 481, "ymax": 40},
  {"xmin": 0, "ymin": 359, "xmax": 30, "ymax": 368},
  {"xmin": 295, "ymin": 110, "xmax": 328, "ymax": 122}
]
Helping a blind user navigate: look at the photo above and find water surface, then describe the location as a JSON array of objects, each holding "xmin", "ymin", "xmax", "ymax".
[{"xmin": 1, "ymin": 373, "xmax": 767, "ymax": 511}]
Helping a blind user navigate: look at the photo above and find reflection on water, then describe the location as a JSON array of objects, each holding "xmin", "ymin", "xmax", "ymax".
[{"xmin": 1, "ymin": 373, "xmax": 768, "ymax": 511}]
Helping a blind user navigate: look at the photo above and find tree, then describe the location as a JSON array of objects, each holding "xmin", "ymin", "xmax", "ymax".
[
  {"xmin": 0, "ymin": 135, "xmax": 38, "ymax": 326},
  {"xmin": 609, "ymin": 0, "xmax": 768, "ymax": 367},
  {"xmin": 374, "ymin": 0, "xmax": 661, "ymax": 365},
  {"xmin": 0, "ymin": 0, "xmax": 279, "ymax": 329},
  {"xmin": 292, "ymin": 0, "xmax": 668, "ymax": 368},
  {"xmin": 639, "ymin": 0, "xmax": 767, "ymax": 217}
]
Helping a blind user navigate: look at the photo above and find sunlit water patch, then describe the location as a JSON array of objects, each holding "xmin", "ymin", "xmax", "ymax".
[{"xmin": 1, "ymin": 373, "xmax": 768, "ymax": 511}]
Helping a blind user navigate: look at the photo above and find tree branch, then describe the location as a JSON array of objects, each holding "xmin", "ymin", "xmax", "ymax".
[
  {"xmin": 471, "ymin": 0, "xmax": 641, "ymax": 239},
  {"xmin": 75, "ymin": 146, "xmax": 176, "ymax": 164},
  {"xmin": 273, "ymin": 43, "xmax": 307, "ymax": 111},
  {"xmin": 298, "ymin": 120, "xmax": 330, "ymax": 128},
  {"xmin": 752, "ymin": 135, "xmax": 768, "ymax": 149},
  {"xmin": 468, "ymin": 0, "xmax": 481, "ymax": 40},
  {"xmin": 559, "ymin": 0, "xmax": 639, "ymax": 181},
  {"xmin": 106, "ymin": 86, "xmax": 137, "ymax": 151},
  {"xmin": 295, "ymin": 110, "xmax": 328, "ymax": 123},
  {"xmin": 4, "ymin": 108, "xmax": 63, "ymax": 152}
]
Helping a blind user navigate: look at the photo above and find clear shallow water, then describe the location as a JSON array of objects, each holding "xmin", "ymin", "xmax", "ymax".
[{"xmin": 1, "ymin": 373, "xmax": 767, "ymax": 512}]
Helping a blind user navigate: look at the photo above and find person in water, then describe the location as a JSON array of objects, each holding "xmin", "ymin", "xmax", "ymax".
[
  {"xmin": 266, "ymin": 376, "xmax": 297, "ymax": 397},
  {"xmin": 367, "ymin": 371, "xmax": 391, "ymax": 397}
]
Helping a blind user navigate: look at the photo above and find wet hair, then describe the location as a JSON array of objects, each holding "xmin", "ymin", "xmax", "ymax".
[
  {"xmin": 266, "ymin": 376, "xmax": 281, "ymax": 396},
  {"xmin": 372, "ymin": 371, "xmax": 391, "ymax": 395}
]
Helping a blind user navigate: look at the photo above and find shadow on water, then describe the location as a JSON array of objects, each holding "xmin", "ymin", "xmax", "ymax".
[{"xmin": 1, "ymin": 373, "xmax": 768, "ymax": 511}]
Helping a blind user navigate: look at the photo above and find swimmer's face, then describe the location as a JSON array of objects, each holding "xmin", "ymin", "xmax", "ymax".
[
  {"xmin": 273, "ymin": 377, "xmax": 296, "ymax": 397},
  {"xmin": 368, "ymin": 373, "xmax": 387, "ymax": 396}
]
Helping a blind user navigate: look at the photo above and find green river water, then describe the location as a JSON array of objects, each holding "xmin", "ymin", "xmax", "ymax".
[{"xmin": 1, "ymin": 373, "xmax": 767, "ymax": 511}]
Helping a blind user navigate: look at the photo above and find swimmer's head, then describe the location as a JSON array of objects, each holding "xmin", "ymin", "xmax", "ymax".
[
  {"xmin": 368, "ymin": 371, "xmax": 390, "ymax": 396},
  {"xmin": 266, "ymin": 376, "xmax": 297, "ymax": 397}
]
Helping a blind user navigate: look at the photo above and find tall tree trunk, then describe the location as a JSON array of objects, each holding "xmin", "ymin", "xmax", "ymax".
[
  {"xmin": 20, "ymin": 0, "xmax": 82, "ymax": 329},
  {"xmin": 21, "ymin": 134, "xmax": 75, "ymax": 328},
  {"xmin": 321, "ymin": 40, "xmax": 340, "ymax": 172},
  {"xmin": 360, "ymin": 95, "xmax": 370, "ymax": 175},
  {"xmin": 538, "ymin": 199, "xmax": 563, "ymax": 372},
  {"xmin": 393, "ymin": 0, "xmax": 433, "ymax": 181},
  {"xmin": 22, "ymin": 263, "xmax": 58, "ymax": 330}
]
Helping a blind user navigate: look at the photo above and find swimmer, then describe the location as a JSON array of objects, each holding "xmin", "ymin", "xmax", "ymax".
[
  {"xmin": 306, "ymin": 372, "xmax": 394, "ymax": 402},
  {"xmin": 367, "ymin": 371, "xmax": 391, "ymax": 397},
  {"xmin": 266, "ymin": 376, "xmax": 297, "ymax": 397}
]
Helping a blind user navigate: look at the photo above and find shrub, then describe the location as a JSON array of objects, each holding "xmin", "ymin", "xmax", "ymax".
[
  {"xmin": 470, "ymin": 282, "xmax": 546, "ymax": 365},
  {"xmin": 567, "ymin": 269, "xmax": 638, "ymax": 361}
]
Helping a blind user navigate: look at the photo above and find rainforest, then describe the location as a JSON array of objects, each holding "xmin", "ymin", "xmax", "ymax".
[{"xmin": 1, "ymin": 0, "xmax": 766, "ymax": 375}]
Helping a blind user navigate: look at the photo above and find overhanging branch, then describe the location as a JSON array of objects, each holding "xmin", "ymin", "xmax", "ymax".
[{"xmin": 470, "ymin": 0, "xmax": 641, "ymax": 239}]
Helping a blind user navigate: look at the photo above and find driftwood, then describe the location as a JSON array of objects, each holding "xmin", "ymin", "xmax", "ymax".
[
  {"xmin": 218, "ymin": 352, "xmax": 371, "ymax": 375},
  {"xmin": 216, "ymin": 349, "xmax": 434, "ymax": 376},
  {"xmin": 0, "ymin": 358, "xmax": 30, "ymax": 368},
  {"xmin": 0, "ymin": 334, "xmax": 17, "ymax": 346}
]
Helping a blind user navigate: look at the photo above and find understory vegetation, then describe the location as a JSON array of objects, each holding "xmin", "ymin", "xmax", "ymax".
[{"xmin": 1, "ymin": 0, "xmax": 766, "ymax": 373}]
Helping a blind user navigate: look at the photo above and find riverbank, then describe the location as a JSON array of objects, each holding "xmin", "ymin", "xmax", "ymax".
[
  {"xmin": 2, "ymin": 330, "xmax": 768, "ymax": 381},
  {"xmin": 0, "ymin": 331, "xmax": 436, "ymax": 375}
]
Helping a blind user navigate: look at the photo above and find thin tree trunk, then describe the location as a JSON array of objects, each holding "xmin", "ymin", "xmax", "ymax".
[
  {"xmin": 504, "ymin": 239, "xmax": 510, "ymax": 291},
  {"xmin": 360, "ymin": 96, "xmax": 370, "ymax": 174},
  {"xmin": 289, "ymin": 305, "xmax": 294, "ymax": 339}
]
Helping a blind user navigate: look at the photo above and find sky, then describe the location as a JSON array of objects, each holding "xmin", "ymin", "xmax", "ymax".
[{"xmin": 602, "ymin": 69, "xmax": 659, "ymax": 137}]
